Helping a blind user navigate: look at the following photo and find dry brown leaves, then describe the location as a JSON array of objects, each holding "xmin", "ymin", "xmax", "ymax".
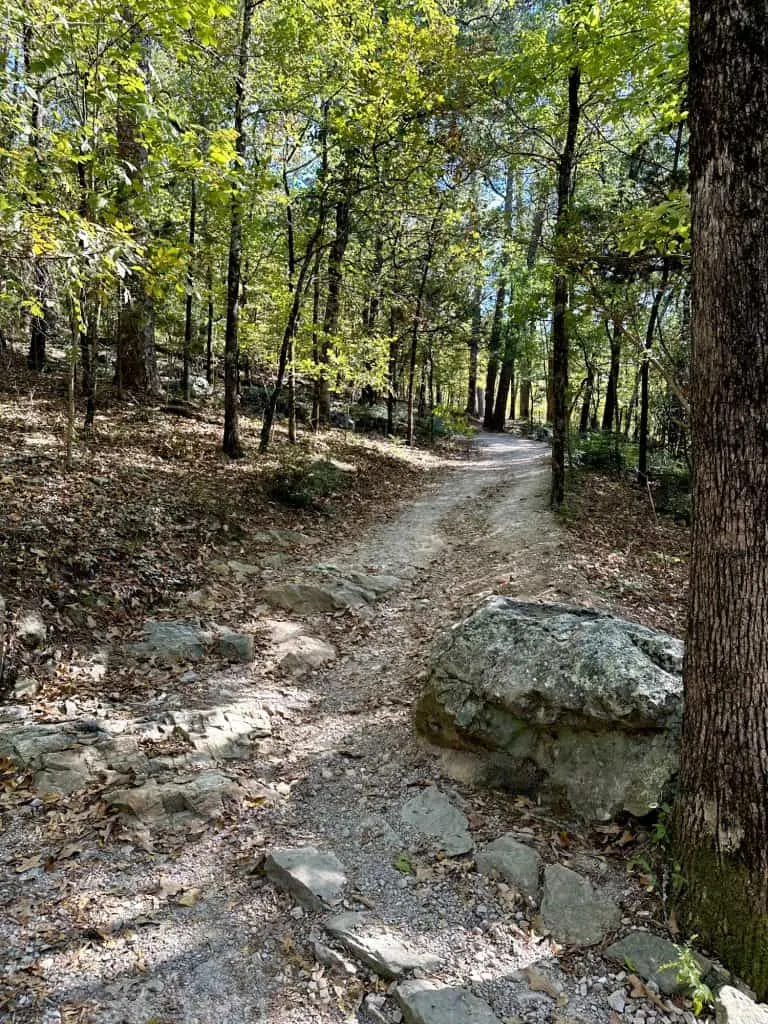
[
  {"xmin": 564, "ymin": 471, "xmax": 689, "ymax": 636},
  {"xmin": 0, "ymin": 352, "xmax": 436, "ymax": 703}
]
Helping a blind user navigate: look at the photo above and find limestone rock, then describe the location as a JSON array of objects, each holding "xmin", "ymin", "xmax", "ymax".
[
  {"xmin": 265, "ymin": 846, "xmax": 347, "ymax": 910},
  {"xmin": 400, "ymin": 786, "xmax": 473, "ymax": 856},
  {"xmin": 165, "ymin": 702, "xmax": 271, "ymax": 759},
  {"xmin": 0, "ymin": 721, "xmax": 150, "ymax": 794},
  {"xmin": 261, "ymin": 569, "xmax": 398, "ymax": 616},
  {"xmin": 125, "ymin": 620, "xmax": 211, "ymax": 664},
  {"xmin": 475, "ymin": 834, "xmax": 542, "ymax": 898},
  {"xmin": 417, "ymin": 599, "xmax": 683, "ymax": 820},
  {"xmin": 716, "ymin": 987, "xmax": 768, "ymax": 1024},
  {"xmin": 216, "ymin": 631, "xmax": 254, "ymax": 663},
  {"xmin": 12, "ymin": 675, "xmax": 40, "ymax": 699},
  {"xmin": 540, "ymin": 863, "xmax": 621, "ymax": 947},
  {"xmin": 324, "ymin": 912, "xmax": 440, "ymax": 980},
  {"xmin": 108, "ymin": 770, "xmax": 257, "ymax": 825},
  {"xmin": 395, "ymin": 980, "xmax": 502, "ymax": 1024},
  {"xmin": 18, "ymin": 610, "xmax": 46, "ymax": 648},
  {"xmin": 605, "ymin": 931, "xmax": 709, "ymax": 996},
  {"xmin": 277, "ymin": 635, "xmax": 337, "ymax": 674}
]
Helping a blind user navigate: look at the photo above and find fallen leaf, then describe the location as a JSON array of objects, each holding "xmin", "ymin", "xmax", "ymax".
[
  {"xmin": 176, "ymin": 887, "xmax": 201, "ymax": 907},
  {"xmin": 15, "ymin": 853, "xmax": 43, "ymax": 873},
  {"xmin": 523, "ymin": 966, "xmax": 561, "ymax": 999}
]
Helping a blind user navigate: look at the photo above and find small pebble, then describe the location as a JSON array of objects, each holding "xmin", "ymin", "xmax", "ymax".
[{"xmin": 608, "ymin": 989, "xmax": 627, "ymax": 1013}]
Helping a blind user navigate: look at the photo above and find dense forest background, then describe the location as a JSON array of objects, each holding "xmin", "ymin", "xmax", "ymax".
[{"xmin": 0, "ymin": 0, "xmax": 689, "ymax": 502}]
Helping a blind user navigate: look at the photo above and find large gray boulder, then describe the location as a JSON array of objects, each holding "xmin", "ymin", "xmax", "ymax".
[{"xmin": 416, "ymin": 599, "xmax": 683, "ymax": 820}]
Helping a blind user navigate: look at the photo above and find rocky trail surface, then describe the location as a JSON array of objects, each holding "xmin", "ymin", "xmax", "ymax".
[{"xmin": 0, "ymin": 435, "xmax": 744, "ymax": 1024}]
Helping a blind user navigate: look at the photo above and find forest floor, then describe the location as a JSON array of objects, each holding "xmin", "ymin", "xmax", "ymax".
[{"xmin": 0, "ymin": 361, "xmax": 698, "ymax": 1024}]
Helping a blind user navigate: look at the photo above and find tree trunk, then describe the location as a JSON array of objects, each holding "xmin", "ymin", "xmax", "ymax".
[
  {"xmin": 316, "ymin": 191, "xmax": 352, "ymax": 426},
  {"xmin": 407, "ymin": 246, "xmax": 433, "ymax": 446},
  {"xmin": 115, "ymin": 18, "xmax": 159, "ymax": 397},
  {"xmin": 222, "ymin": 0, "xmax": 255, "ymax": 458},
  {"xmin": 550, "ymin": 65, "xmax": 581, "ymax": 510},
  {"xmin": 637, "ymin": 267, "xmax": 669, "ymax": 480},
  {"xmin": 466, "ymin": 283, "xmax": 482, "ymax": 416},
  {"xmin": 519, "ymin": 370, "xmax": 531, "ymax": 420},
  {"xmin": 491, "ymin": 324, "xmax": 514, "ymax": 431},
  {"xmin": 206, "ymin": 264, "xmax": 214, "ymax": 386},
  {"xmin": 579, "ymin": 359, "xmax": 594, "ymax": 434},
  {"xmin": 311, "ymin": 246, "xmax": 322, "ymax": 429},
  {"xmin": 673, "ymin": 0, "xmax": 768, "ymax": 999},
  {"xmin": 387, "ymin": 308, "xmax": 398, "ymax": 436},
  {"xmin": 23, "ymin": 27, "xmax": 53, "ymax": 372},
  {"xmin": 183, "ymin": 179, "xmax": 197, "ymax": 402},
  {"xmin": 602, "ymin": 318, "xmax": 622, "ymax": 431},
  {"xmin": 259, "ymin": 227, "xmax": 322, "ymax": 453},
  {"xmin": 483, "ymin": 281, "xmax": 506, "ymax": 428}
]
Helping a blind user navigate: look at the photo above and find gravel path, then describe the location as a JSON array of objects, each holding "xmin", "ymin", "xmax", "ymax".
[{"xmin": 0, "ymin": 434, "xmax": 702, "ymax": 1024}]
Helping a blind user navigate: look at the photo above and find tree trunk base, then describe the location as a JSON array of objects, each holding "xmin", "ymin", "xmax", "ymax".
[{"xmin": 675, "ymin": 842, "xmax": 768, "ymax": 999}]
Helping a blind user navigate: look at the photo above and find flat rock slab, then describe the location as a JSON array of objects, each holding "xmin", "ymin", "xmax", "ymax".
[
  {"xmin": 324, "ymin": 912, "xmax": 440, "ymax": 980},
  {"xmin": 217, "ymin": 631, "xmax": 255, "ymax": 662},
  {"xmin": 18, "ymin": 610, "xmax": 46, "ymax": 648},
  {"xmin": 0, "ymin": 722, "xmax": 150, "ymax": 794},
  {"xmin": 108, "ymin": 770, "xmax": 265, "ymax": 826},
  {"xmin": 417, "ymin": 598, "xmax": 683, "ymax": 820},
  {"xmin": 605, "ymin": 931, "xmax": 709, "ymax": 995},
  {"xmin": 395, "ymin": 980, "xmax": 502, "ymax": 1024},
  {"xmin": 277, "ymin": 635, "xmax": 337, "ymax": 674},
  {"xmin": 716, "ymin": 987, "xmax": 768, "ymax": 1024},
  {"xmin": 476, "ymin": 834, "xmax": 542, "ymax": 897},
  {"xmin": 265, "ymin": 847, "xmax": 347, "ymax": 910},
  {"xmin": 261, "ymin": 570, "xmax": 399, "ymax": 616},
  {"xmin": 541, "ymin": 863, "xmax": 621, "ymax": 947},
  {"xmin": 124, "ymin": 620, "xmax": 254, "ymax": 665},
  {"xmin": 400, "ymin": 786, "xmax": 473, "ymax": 856},
  {"xmin": 165, "ymin": 701, "xmax": 271, "ymax": 759}
]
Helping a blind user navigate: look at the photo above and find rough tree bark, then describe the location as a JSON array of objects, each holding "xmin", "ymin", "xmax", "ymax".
[
  {"xmin": 316, "ymin": 189, "xmax": 352, "ymax": 426},
  {"xmin": 637, "ymin": 264, "xmax": 669, "ymax": 480},
  {"xmin": 386, "ymin": 307, "xmax": 399, "ymax": 436},
  {"xmin": 490, "ymin": 197, "xmax": 543, "ymax": 431},
  {"xmin": 406, "ymin": 242, "xmax": 433, "ymax": 446},
  {"xmin": 114, "ymin": 18, "xmax": 159, "ymax": 397},
  {"xmin": 23, "ymin": 27, "xmax": 54, "ymax": 372},
  {"xmin": 222, "ymin": 0, "xmax": 255, "ymax": 458},
  {"xmin": 673, "ymin": 0, "xmax": 768, "ymax": 999},
  {"xmin": 182, "ymin": 179, "xmax": 197, "ymax": 402},
  {"xmin": 466, "ymin": 283, "xmax": 482, "ymax": 416},
  {"xmin": 550, "ymin": 65, "xmax": 580, "ymax": 509},
  {"xmin": 601, "ymin": 318, "xmax": 622, "ymax": 431},
  {"xmin": 482, "ymin": 281, "xmax": 506, "ymax": 429}
]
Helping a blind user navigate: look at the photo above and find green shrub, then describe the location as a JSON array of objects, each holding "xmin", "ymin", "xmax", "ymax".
[
  {"xmin": 267, "ymin": 456, "xmax": 354, "ymax": 509},
  {"xmin": 573, "ymin": 431, "xmax": 637, "ymax": 475},
  {"xmin": 649, "ymin": 461, "xmax": 692, "ymax": 522}
]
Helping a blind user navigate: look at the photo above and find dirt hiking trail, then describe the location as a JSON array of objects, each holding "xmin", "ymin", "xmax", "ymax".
[{"xmin": 0, "ymin": 435, "xmax": 697, "ymax": 1024}]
